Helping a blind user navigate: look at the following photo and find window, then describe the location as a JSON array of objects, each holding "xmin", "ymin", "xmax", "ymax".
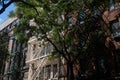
[
  {"xmin": 53, "ymin": 64, "xmax": 58, "ymax": 77},
  {"xmin": 39, "ymin": 68, "xmax": 44, "ymax": 80},
  {"xmin": 40, "ymin": 47, "xmax": 46, "ymax": 56},
  {"xmin": 60, "ymin": 65, "xmax": 65, "ymax": 76},
  {"xmin": 46, "ymin": 44, "xmax": 53, "ymax": 54},
  {"xmin": 44, "ymin": 65, "xmax": 51, "ymax": 79},
  {"xmin": 32, "ymin": 44, "xmax": 36, "ymax": 54},
  {"xmin": 33, "ymin": 45, "xmax": 36, "ymax": 51}
]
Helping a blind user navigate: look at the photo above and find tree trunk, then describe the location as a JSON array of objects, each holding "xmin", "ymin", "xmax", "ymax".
[{"xmin": 67, "ymin": 61, "xmax": 74, "ymax": 80}]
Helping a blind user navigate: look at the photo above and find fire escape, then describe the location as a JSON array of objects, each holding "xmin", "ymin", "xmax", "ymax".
[{"xmin": 26, "ymin": 36, "xmax": 59, "ymax": 80}]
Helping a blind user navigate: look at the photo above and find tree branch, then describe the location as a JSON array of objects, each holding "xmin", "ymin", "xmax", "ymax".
[
  {"xmin": 45, "ymin": 35, "xmax": 69, "ymax": 61},
  {"xmin": 34, "ymin": 18, "xmax": 69, "ymax": 61},
  {"xmin": 0, "ymin": 0, "xmax": 14, "ymax": 14},
  {"xmin": 19, "ymin": 0, "xmax": 39, "ymax": 16}
]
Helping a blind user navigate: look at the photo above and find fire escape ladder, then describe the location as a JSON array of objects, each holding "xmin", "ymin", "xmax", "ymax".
[
  {"xmin": 50, "ymin": 72, "xmax": 58, "ymax": 80},
  {"xmin": 31, "ymin": 57, "xmax": 47, "ymax": 80}
]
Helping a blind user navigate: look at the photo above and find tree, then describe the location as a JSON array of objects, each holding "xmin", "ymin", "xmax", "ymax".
[
  {"xmin": 5, "ymin": 0, "xmax": 120, "ymax": 80},
  {"xmin": 12, "ymin": 0, "xmax": 101, "ymax": 80}
]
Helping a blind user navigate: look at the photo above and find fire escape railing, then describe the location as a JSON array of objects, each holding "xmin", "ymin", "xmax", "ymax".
[{"xmin": 31, "ymin": 57, "xmax": 48, "ymax": 80}]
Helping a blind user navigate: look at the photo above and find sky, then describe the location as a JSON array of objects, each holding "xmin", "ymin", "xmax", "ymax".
[{"xmin": 0, "ymin": 3, "xmax": 16, "ymax": 24}]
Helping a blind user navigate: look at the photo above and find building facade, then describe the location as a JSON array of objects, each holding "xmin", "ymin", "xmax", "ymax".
[
  {"xmin": 0, "ymin": 17, "xmax": 66, "ymax": 80},
  {"xmin": 0, "ymin": 17, "xmax": 28, "ymax": 80}
]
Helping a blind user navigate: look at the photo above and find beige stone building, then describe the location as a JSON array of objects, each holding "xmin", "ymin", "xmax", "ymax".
[
  {"xmin": 0, "ymin": 17, "xmax": 66, "ymax": 80},
  {"xmin": 25, "ymin": 36, "xmax": 62, "ymax": 80}
]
